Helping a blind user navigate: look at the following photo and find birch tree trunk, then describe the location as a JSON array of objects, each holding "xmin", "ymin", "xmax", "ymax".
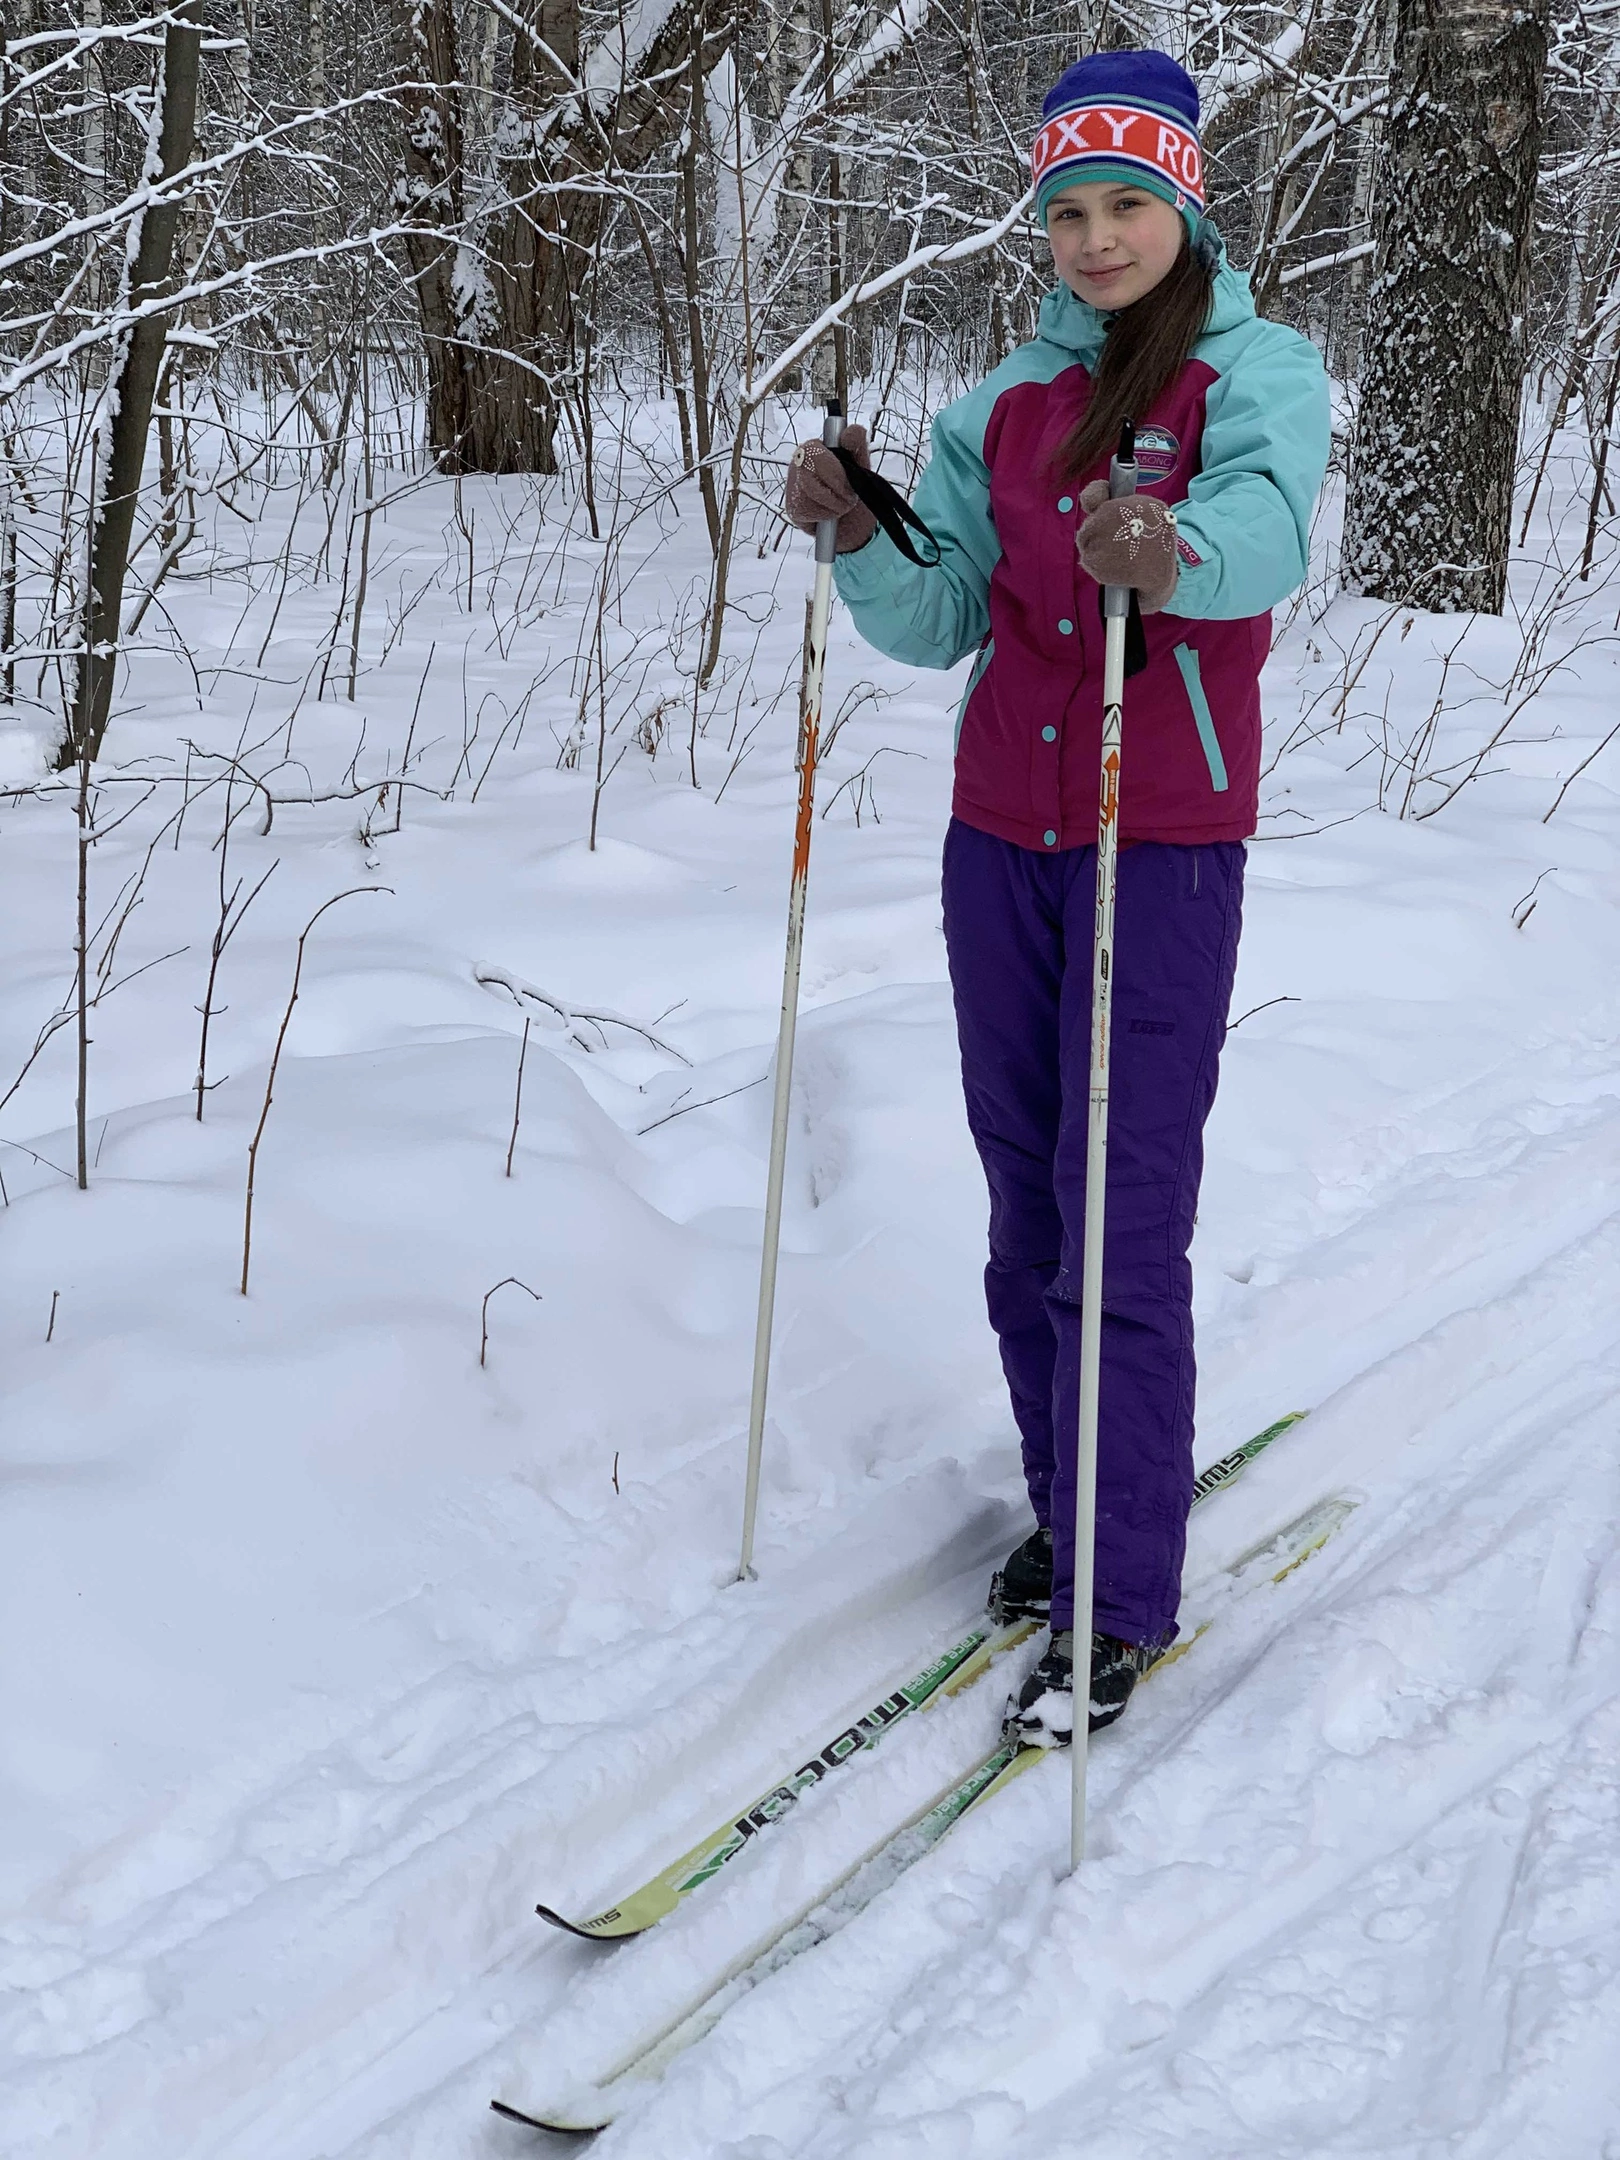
[
  {"xmin": 1341, "ymin": 0, "xmax": 1549, "ymax": 613},
  {"xmin": 772, "ymin": 0, "xmax": 818, "ymax": 395},
  {"xmin": 60, "ymin": 0, "xmax": 206, "ymax": 769},
  {"xmin": 82, "ymin": 0, "xmax": 106, "ymax": 312}
]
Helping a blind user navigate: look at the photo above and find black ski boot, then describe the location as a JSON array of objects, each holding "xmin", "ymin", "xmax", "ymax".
[
  {"xmin": 1003, "ymin": 1628, "xmax": 1167, "ymax": 1747},
  {"xmin": 987, "ymin": 1526, "xmax": 1053, "ymax": 1624}
]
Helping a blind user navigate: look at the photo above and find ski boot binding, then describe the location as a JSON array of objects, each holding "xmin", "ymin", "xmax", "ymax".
[
  {"xmin": 1003, "ymin": 1628, "xmax": 1167, "ymax": 1748},
  {"xmin": 987, "ymin": 1525, "xmax": 1053, "ymax": 1625}
]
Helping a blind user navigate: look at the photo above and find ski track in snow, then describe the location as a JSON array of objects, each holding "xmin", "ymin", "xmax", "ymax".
[{"xmin": 3, "ymin": 452, "xmax": 1619, "ymax": 2158}]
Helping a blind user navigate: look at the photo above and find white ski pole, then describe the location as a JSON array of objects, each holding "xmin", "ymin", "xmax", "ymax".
[
  {"xmin": 737, "ymin": 400, "xmax": 845, "ymax": 1582},
  {"xmin": 1070, "ymin": 420, "xmax": 1139, "ymax": 1870}
]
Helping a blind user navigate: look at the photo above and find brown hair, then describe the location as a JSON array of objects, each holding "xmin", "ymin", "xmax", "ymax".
[{"xmin": 1054, "ymin": 238, "xmax": 1215, "ymax": 479}]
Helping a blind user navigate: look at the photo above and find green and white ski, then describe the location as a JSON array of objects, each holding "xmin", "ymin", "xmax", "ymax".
[
  {"xmin": 534, "ymin": 1412, "xmax": 1306, "ymax": 1941},
  {"xmin": 535, "ymin": 1613, "xmax": 1039, "ymax": 1939},
  {"xmin": 499, "ymin": 1492, "xmax": 1352, "ymax": 2135},
  {"xmin": 499, "ymin": 1416, "xmax": 1325, "ymax": 2134}
]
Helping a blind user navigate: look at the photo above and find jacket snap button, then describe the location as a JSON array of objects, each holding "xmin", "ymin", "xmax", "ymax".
[
  {"xmin": 1041, "ymin": 726, "xmax": 1057, "ymax": 742},
  {"xmin": 1043, "ymin": 830, "xmax": 1058, "ymax": 847},
  {"xmin": 1057, "ymin": 618, "xmax": 1074, "ymax": 635},
  {"xmin": 1057, "ymin": 496, "xmax": 1074, "ymax": 513}
]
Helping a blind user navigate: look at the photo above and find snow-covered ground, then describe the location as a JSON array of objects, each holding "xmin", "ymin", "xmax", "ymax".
[{"xmin": 3, "ymin": 418, "xmax": 1619, "ymax": 2159}]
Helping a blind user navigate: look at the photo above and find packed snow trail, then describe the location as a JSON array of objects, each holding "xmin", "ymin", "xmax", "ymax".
[
  {"xmin": 645, "ymin": 1249, "xmax": 1619, "ymax": 2160},
  {"xmin": 528, "ymin": 1418, "xmax": 1302, "ymax": 1947},
  {"xmin": 460, "ymin": 1108, "xmax": 1620, "ymax": 2160},
  {"xmin": 497, "ymin": 1489, "xmax": 1355, "ymax": 2131},
  {"xmin": 46, "ymin": 1038, "xmax": 1607, "ymax": 2160}
]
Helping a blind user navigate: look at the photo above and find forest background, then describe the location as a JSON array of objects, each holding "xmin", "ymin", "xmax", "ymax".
[
  {"xmin": 8, "ymin": 0, "xmax": 1615, "ymax": 784},
  {"xmin": 5, "ymin": 3, "xmax": 1620, "ymax": 2154}
]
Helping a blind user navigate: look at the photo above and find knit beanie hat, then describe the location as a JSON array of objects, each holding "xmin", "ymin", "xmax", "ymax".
[{"xmin": 1033, "ymin": 50, "xmax": 1206, "ymax": 234}]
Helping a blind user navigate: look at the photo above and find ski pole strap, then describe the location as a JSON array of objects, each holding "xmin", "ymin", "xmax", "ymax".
[
  {"xmin": 1124, "ymin": 592, "xmax": 1147, "ymax": 678},
  {"xmin": 1096, "ymin": 583, "xmax": 1149, "ymax": 677},
  {"xmin": 829, "ymin": 445, "xmax": 942, "ymax": 569}
]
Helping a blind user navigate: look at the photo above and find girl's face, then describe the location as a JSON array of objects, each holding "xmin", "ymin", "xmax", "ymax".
[{"xmin": 1046, "ymin": 182, "xmax": 1188, "ymax": 310}]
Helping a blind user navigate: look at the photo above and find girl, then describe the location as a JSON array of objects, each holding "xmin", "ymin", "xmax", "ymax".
[{"xmin": 784, "ymin": 48, "xmax": 1330, "ymax": 1742}]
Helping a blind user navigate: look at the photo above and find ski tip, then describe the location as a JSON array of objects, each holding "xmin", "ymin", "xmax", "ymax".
[
  {"xmin": 490, "ymin": 2096, "xmax": 609, "ymax": 2137},
  {"xmin": 534, "ymin": 1901, "xmax": 605, "ymax": 1941},
  {"xmin": 534, "ymin": 1900, "xmax": 649, "ymax": 1942}
]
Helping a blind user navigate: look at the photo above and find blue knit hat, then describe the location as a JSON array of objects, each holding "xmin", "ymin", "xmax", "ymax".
[{"xmin": 1034, "ymin": 50, "xmax": 1205, "ymax": 234}]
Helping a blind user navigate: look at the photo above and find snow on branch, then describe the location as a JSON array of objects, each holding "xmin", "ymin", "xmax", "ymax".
[{"xmin": 744, "ymin": 189, "xmax": 1033, "ymax": 409}]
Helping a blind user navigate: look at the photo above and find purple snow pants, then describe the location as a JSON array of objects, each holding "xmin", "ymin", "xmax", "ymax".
[{"xmin": 941, "ymin": 819, "xmax": 1244, "ymax": 1645}]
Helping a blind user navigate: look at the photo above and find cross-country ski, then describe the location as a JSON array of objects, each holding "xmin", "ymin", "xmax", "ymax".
[
  {"xmin": 10, "ymin": 18, "xmax": 1620, "ymax": 2160},
  {"xmin": 499, "ymin": 1494, "xmax": 1357, "ymax": 2134},
  {"xmin": 532, "ymin": 1615, "xmax": 1039, "ymax": 1941},
  {"xmin": 497, "ymin": 1447, "xmax": 1345, "ymax": 2132},
  {"xmin": 532, "ymin": 1411, "xmax": 1305, "ymax": 1944}
]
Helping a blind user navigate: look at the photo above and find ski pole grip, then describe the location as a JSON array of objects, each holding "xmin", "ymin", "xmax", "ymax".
[
  {"xmin": 814, "ymin": 398, "xmax": 844, "ymax": 568},
  {"xmin": 1108, "ymin": 417, "xmax": 1139, "ymax": 501},
  {"xmin": 1103, "ymin": 418, "xmax": 1139, "ymax": 621}
]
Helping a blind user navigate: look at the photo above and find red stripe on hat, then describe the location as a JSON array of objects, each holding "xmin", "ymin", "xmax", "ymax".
[{"xmin": 1033, "ymin": 102, "xmax": 1204, "ymax": 208}]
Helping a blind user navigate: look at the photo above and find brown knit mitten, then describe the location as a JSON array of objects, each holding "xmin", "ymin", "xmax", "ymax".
[
  {"xmin": 783, "ymin": 425, "xmax": 877, "ymax": 554},
  {"xmin": 1076, "ymin": 479, "xmax": 1179, "ymax": 614}
]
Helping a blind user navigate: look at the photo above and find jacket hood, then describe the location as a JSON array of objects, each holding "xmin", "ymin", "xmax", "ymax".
[{"xmin": 1036, "ymin": 246, "xmax": 1257, "ymax": 368}]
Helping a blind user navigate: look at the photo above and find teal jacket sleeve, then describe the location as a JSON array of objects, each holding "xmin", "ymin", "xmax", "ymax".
[
  {"xmin": 831, "ymin": 381, "xmax": 1003, "ymax": 670},
  {"xmin": 1170, "ymin": 323, "xmax": 1330, "ymax": 622}
]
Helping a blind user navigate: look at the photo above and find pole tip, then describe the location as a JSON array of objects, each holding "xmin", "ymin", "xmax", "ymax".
[
  {"xmin": 1117, "ymin": 418, "xmax": 1135, "ymax": 460},
  {"xmin": 825, "ymin": 397, "xmax": 843, "ymax": 418}
]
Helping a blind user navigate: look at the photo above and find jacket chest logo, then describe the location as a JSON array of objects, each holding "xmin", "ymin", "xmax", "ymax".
[{"xmin": 1132, "ymin": 424, "xmax": 1180, "ymax": 482}]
